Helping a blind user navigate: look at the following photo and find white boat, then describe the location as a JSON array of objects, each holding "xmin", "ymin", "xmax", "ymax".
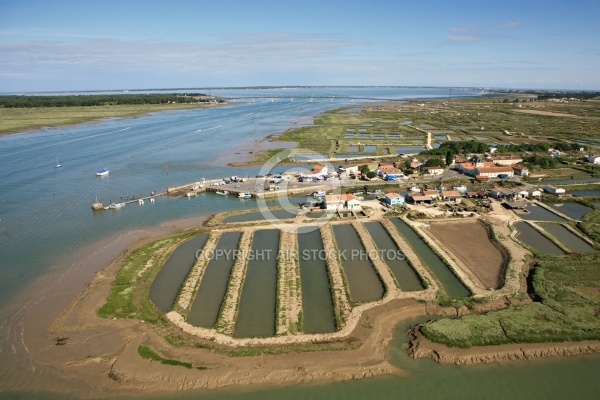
[
  {"xmin": 96, "ymin": 168, "xmax": 109, "ymax": 177},
  {"xmin": 238, "ymin": 192, "xmax": 252, "ymax": 199},
  {"xmin": 409, "ymin": 186, "xmax": 421, "ymax": 192},
  {"xmin": 313, "ymin": 190, "xmax": 326, "ymax": 197},
  {"xmin": 109, "ymin": 203, "xmax": 124, "ymax": 209},
  {"xmin": 216, "ymin": 190, "xmax": 229, "ymax": 195},
  {"xmin": 453, "ymin": 185, "xmax": 468, "ymax": 193},
  {"xmin": 55, "ymin": 158, "xmax": 62, "ymax": 168}
]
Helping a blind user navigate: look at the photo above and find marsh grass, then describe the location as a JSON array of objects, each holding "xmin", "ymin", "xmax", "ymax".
[
  {"xmin": 422, "ymin": 252, "xmax": 600, "ymax": 347},
  {"xmin": 0, "ymin": 103, "xmax": 218, "ymax": 135}
]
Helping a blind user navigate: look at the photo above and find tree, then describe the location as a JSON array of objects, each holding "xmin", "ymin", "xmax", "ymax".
[
  {"xmin": 445, "ymin": 150, "xmax": 454, "ymax": 166},
  {"xmin": 366, "ymin": 171, "xmax": 377, "ymax": 179},
  {"xmin": 424, "ymin": 158, "xmax": 445, "ymax": 168},
  {"xmin": 359, "ymin": 164, "xmax": 371, "ymax": 176}
]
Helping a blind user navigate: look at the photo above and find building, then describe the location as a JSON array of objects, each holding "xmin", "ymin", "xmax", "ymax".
[
  {"xmin": 511, "ymin": 164, "xmax": 529, "ymax": 176},
  {"xmin": 527, "ymin": 188, "xmax": 542, "ymax": 197},
  {"xmin": 408, "ymin": 194, "xmax": 433, "ymax": 204},
  {"xmin": 441, "ymin": 190, "xmax": 463, "ymax": 200},
  {"xmin": 324, "ymin": 194, "xmax": 343, "ymax": 210},
  {"xmin": 422, "ymin": 190, "xmax": 440, "ymax": 199},
  {"xmin": 421, "ymin": 166, "xmax": 445, "ymax": 175},
  {"xmin": 345, "ymin": 194, "xmax": 361, "ymax": 209},
  {"xmin": 378, "ymin": 164, "xmax": 404, "ymax": 180},
  {"xmin": 488, "ymin": 188, "xmax": 515, "ymax": 200},
  {"xmin": 488, "ymin": 155, "xmax": 523, "ymax": 166},
  {"xmin": 544, "ymin": 185, "xmax": 566, "ymax": 195},
  {"xmin": 324, "ymin": 193, "xmax": 362, "ymax": 210},
  {"xmin": 587, "ymin": 155, "xmax": 600, "ymax": 164},
  {"xmin": 473, "ymin": 163, "xmax": 515, "ymax": 178},
  {"xmin": 301, "ymin": 165, "xmax": 328, "ymax": 179},
  {"xmin": 410, "ymin": 159, "xmax": 423, "ymax": 169},
  {"xmin": 383, "ymin": 192, "xmax": 405, "ymax": 206}
]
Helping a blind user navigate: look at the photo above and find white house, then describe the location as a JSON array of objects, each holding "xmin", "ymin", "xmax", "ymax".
[
  {"xmin": 587, "ymin": 155, "xmax": 600, "ymax": 164},
  {"xmin": 527, "ymin": 188, "xmax": 542, "ymax": 197},
  {"xmin": 301, "ymin": 165, "xmax": 328, "ymax": 179},
  {"xmin": 383, "ymin": 193, "xmax": 405, "ymax": 206},
  {"xmin": 324, "ymin": 193, "xmax": 361, "ymax": 210},
  {"xmin": 422, "ymin": 166, "xmax": 445, "ymax": 175},
  {"xmin": 544, "ymin": 185, "xmax": 566, "ymax": 195}
]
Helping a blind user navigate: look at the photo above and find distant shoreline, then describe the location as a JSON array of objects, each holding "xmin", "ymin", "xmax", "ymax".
[{"xmin": 0, "ymin": 102, "xmax": 223, "ymax": 137}]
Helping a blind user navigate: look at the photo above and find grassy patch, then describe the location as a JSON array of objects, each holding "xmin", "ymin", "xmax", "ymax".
[
  {"xmin": 422, "ymin": 252, "xmax": 600, "ymax": 347},
  {"xmin": 138, "ymin": 345, "xmax": 206, "ymax": 370},
  {"xmin": 0, "ymin": 103, "xmax": 220, "ymax": 135},
  {"xmin": 97, "ymin": 232, "xmax": 198, "ymax": 322},
  {"xmin": 579, "ymin": 208, "xmax": 600, "ymax": 243}
]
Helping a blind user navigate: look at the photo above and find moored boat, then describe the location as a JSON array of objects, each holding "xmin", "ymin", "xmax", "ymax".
[
  {"xmin": 238, "ymin": 192, "xmax": 252, "ymax": 199},
  {"xmin": 96, "ymin": 168, "xmax": 109, "ymax": 177},
  {"xmin": 216, "ymin": 190, "xmax": 229, "ymax": 195}
]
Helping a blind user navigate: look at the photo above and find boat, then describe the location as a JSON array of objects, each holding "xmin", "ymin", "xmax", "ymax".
[
  {"xmin": 409, "ymin": 186, "xmax": 421, "ymax": 192},
  {"xmin": 453, "ymin": 185, "xmax": 468, "ymax": 193},
  {"xmin": 91, "ymin": 196, "xmax": 103, "ymax": 210},
  {"xmin": 96, "ymin": 168, "xmax": 109, "ymax": 177},
  {"xmin": 313, "ymin": 190, "xmax": 326, "ymax": 197},
  {"xmin": 55, "ymin": 158, "xmax": 62, "ymax": 168},
  {"xmin": 108, "ymin": 203, "xmax": 124, "ymax": 209},
  {"xmin": 238, "ymin": 192, "xmax": 252, "ymax": 199},
  {"xmin": 215, "ymin": 190, "xmax": 229, "ymax": 195}
]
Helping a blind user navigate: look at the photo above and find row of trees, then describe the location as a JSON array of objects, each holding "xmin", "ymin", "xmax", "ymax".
[
  {"xmin": 423, "ymin": 140, "xmax": 584, "ymax": 158},
  {"xmin": 0, "ymin": 94, "xmax": 220, "ymax": 108}
]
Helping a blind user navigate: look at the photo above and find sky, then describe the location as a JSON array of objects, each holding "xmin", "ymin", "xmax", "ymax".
[{"xmin": 1, "ymin": 0, "xmax": 599, "ymax": 92}]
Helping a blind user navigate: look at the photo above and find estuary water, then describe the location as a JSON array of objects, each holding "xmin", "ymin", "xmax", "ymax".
[{"xmin": 2, "ymin": 87, "xmax": 600, "ymax": 398}]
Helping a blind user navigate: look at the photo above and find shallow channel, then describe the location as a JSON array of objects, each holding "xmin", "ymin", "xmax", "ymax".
[
  {"xmin": 514, "ymin": 222, "xmax": 565, "ymax": 255},
  {"xmin": 363, "ymin": 222, "xmax": 424, "ymax": 291},
  {"xmin": 187, "ymin": 232, "xmax": 242, "ymax": 328},
  {"xmin": 332, "ymin": 224, "xmax": 384, "ymax": 303},
  {"xmin": 297, "ymin": 227, "xmax": 336, "ymax": 333},
  {"xmin": 538, "ymin": 223, "xmax": 595, "ymax": 254},
  {"xmin": 234, "ymin": 229, "xmax": 280, "ymax": 338},
  {"xmin": 149, "ymin": 234, "xmax": 208, "ymax": 313}
]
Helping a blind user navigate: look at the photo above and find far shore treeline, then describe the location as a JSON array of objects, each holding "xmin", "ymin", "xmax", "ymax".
[{"xmin": 0, "ymin": 93, "xmax": 224, "ymax": 108}]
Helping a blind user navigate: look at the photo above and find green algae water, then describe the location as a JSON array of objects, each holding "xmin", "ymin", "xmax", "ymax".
[
  {"xmin": 514, "ymin": 222, "xmax": 565, "ymax": 255},
  {"xmin": 363, "ymin": 221, "xmax": 424, "ymax": 291},
  {"xmin": 234, "ymin": 229, "xmax": 280, "ymax": 338},
  {"xmin": 149, "ymin": 234, "xmax": 208, "ymax": 312},
  {"xmin": 297, "ymin": 227, "xmax": 336, "ymax": 334},
  {"xmin": 187, "ymin": 232, "xmax": 242, "ymax": 328},
  {"xmin": 332, "ymin": 224, "xmax": 384, "ymax": 302}
]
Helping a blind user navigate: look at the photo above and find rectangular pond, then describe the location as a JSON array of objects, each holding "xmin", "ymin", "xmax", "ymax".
[
  {"xmin": 539, "ymin": 223, "xmax": 595, "ymax": 254},
  {"xmin": 363, "ymin": 222, "xmax": 424, "ymax": 291},
  {"xmin": 548, "ymin": 203, "xmax": 594, "ymax": 220},
  {"xmin": 521, "ymin": 204, "xmax": 567, "ymax": 222},
  {"xmin": 332, "ymin": 224, "xmax": 384, "ymax": 303},
  {"xmin": 234, "ymin": 229, "xmax": 281, "ymax": 338},
  {"xmin": 514, "ymin": 222, "xmax": 565, "ymax": 255},
  {"xmin": 347, "ymin": 145, "xmax": 359, "ymax": 152},
  {"xmin": 297, "ymin": 227, "xmax": 336, "ymax": 333},
  {"xmin": 364, "ymin": 145, "xmax": 377, "ymax": 153},
  {"xmin": 149, "ymin": 234, "xmax": 208, "ymax": 313},
  {"xmin": 187, "ymin": 232, "xmax": 242, "ymax": 327},
  {"xmin": 395, "ymin": 147, "xmax": 425, "ymax": 155},
  {"xmin": 390, "ymin": 219, "xmax": 470, "ymax": 298}
]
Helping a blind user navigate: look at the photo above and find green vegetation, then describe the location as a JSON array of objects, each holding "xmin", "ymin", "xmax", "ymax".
[
  {"xmin": 0, "ymin": 93, "xmax": 215, "ymax": 108},
  {"xmin": 0, "ymin": 102, "xmax": 220, "ymax": 135},
  {"xmin": 97, "ymin": 233, "xmax": 196, "ymax": 322},
  {"xmin": 422, "ymin": 252, "xmax": 600, "ymax": 347},
  {"xmin": 579, "ymin": 208, "xmax": 600, "ymax": 243},
  {"xmin": 274, "ymin": 98, "xmax": 600, "ymax": 160},
  {"xmin": 138, "ymin": 345, "xmax": 206, "ymax": 370}
]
